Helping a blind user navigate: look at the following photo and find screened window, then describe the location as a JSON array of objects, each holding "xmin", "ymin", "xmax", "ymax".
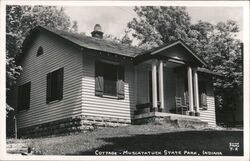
[
  {"xmin": 46, "ymin": 68, "xmax": 63, "ymax": 103},
  {"xmin": 103, "ymin": 63, "xmax": 118, "ymax": 96},
  {"xmin": 95, "ymin": 61, "xmax": 125, "ymax": 99},
  {"xmin": 17, "ymin": 82, "xmax": 31, "ymax": 112}
]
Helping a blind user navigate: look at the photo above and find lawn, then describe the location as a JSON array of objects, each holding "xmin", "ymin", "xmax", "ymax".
[{"xmin": 7, "ymin": 124, "xmax": 243, "ymax": 156}]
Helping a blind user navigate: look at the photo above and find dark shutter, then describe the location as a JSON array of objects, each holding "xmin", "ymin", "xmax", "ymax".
[
  {"xmin": 117, "ymin": 65, "xmax": 125, "ymax": 99},
  {"xmin": 95, "ymin": 61, "xmax": 104, "ymax": 96},
  {"xmin": 57, "ymin": 68, "xmax": 64, "ymax": 100},
  {"xmin": 17, "ymin": 82, "xmax": 31, "ymax": 111},
  {"xmin": 26, "ymin": 82, "xmax": 31, "ymax": 109},
  {"xmin": 17, "ymin": 86, "xmax": 23, "ymax": 111},
  {"xmin": 46, "ymin": 73, "xmax": 52, "ymax": 104}
]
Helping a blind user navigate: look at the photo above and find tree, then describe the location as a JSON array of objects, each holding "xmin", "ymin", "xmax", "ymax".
[
  {"xmin": 128, "ymin": 6, "xmax": 191, "ymax": 49},
  {"xmin": 104, "ymin": 34, "xmax": 121, "ymax": 43},
  {"xmin": 6, "ymin": 5, "xmax": 76, "ymax": 114},
  {"xmin": 120, "ymin": 30, "xmax": 133, "ymax": 46},
  {"xmin": 104, "ymin": 30, "xmax": 133, "ymax": 46},
  {"xmin": 6, "ymin": 53, "xmax": 22, "ymax": 113},
  {"xmin": 127, "ymin": 6, "xmax": 243, "ymax": 124},
  {"xmin": 70, "ymin": 20, "xmax": 78, "ymax": 33}
]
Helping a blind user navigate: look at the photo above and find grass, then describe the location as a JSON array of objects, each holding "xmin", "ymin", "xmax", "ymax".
[{"xmin": 7, "ymin": 124, "xmax": 243, "ymax": 156}]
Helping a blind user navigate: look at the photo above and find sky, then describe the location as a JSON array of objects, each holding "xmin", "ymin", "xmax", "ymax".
[{"xmin": 64, "ymin": 6, "xmax": 243, "ymax": 40}]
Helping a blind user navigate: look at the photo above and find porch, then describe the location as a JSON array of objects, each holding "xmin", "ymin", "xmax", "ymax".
[
  {"xmin": 134, "ymin": 40, "xmax": 208, "ymax": 120},
  {"xmin": 135, "ymin": 60, "xmax": 205, "ymax": 115}
]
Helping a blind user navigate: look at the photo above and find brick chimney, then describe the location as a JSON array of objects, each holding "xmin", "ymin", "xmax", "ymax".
[{"xmin": 91, "ymin": 24, "xmax": 104, "ymax": 39}]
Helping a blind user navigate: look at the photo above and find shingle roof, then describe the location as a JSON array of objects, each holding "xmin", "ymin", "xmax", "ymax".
[
  {"xmin": 22, "ymin": 26, "xmax": 221, "ymax": 76},
  {"xmin": 33, "ymin": 26, "xmax": 145, "ymax": 57}
]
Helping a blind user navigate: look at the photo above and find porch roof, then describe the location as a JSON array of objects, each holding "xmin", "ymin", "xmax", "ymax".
[{"xmin": 135, "ymin": 39, "xmax": 207, "ymax": 66}]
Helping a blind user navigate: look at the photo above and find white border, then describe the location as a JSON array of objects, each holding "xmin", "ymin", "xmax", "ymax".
[{"xmin": 0, "ymin": 1, "xmax": 249, "ymax": 161}]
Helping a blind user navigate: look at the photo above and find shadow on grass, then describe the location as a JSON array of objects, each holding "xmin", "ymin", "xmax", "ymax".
[{"xmin": 72, "ymin": 130, "xmax": 243, "ymax": 156}]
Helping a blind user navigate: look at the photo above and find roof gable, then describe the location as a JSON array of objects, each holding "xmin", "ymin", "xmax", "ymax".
[{"xmin": 149, "ymin": 39, "xmax": 207, "ymax": 66}]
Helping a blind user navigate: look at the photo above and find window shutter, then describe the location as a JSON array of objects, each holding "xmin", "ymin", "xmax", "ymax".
[
  {"xmin": 26, "ymin": 82, "xmax": 31, "ymax": 109},
  {"xmin": 201, "ymin": 93, "xmax": 207, "ymax": 107},
  {"xmin": 95, "ymin": 61, "xmax": 104, "ymax": 96},
  {"xmin": 46, "ymin": 73, "xmax": 52, "ymax": 104},
  {"xmin": 17, "ymin": 82, "xmax": 31, "ymax": 111},
  {"xmin": 117, "ymin": 65, "xmax": 125, "ymax": 99},
  {"xmin": 58, "ymin": 68, "xmax": 64, "ymax": 100},
  {"xmin": 17, "ymin": 86, "xmax": 23, "ymax": 111}
]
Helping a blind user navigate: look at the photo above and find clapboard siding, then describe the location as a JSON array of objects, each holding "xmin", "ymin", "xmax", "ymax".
[
  {"xmin": 82, "ymin": 54, "xmax": 135, "ymax": 121},
  {"xmin": 199, "ymin": 78, "xmax": 216, "ymax": 126},
  {"xmin": 16, "ymin": 32, "xmax": 83, "ymax": 128}
]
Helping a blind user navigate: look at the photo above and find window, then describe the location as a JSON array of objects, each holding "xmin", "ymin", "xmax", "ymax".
[
  {"xmin": 37, "ymin": 46, "xmax": 44, "ymax": 56},
  {"xmin": 17, "ymin": 82, "xmax": 31, "ymax": 112},
  {"xmin": 95, "ymin": 61, "xmax": 125, "ymax": 99},
  {"xmin": 46, "ymin": 68, "xmax": 64, "ymax": 103}
]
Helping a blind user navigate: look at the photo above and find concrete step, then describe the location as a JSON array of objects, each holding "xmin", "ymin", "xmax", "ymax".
[
  {"xmin": 163, "ymin": 116, "xmax": 208, "ymax": 129},
  {"xmin": 134, "ymin": 114, "xmax": 208, "ymax": 129},
  {"xmin": 176, "ymin": 119, "xmax": 208, "ymax": 128},
  {"xmin": 169, "ymin": 115, "xmax": 200, "ymax": 121}
]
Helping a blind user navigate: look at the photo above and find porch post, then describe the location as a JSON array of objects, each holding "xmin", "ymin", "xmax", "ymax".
[
  {"xmin": 152, "ymin": 59, "xmax": 158, "ymax": 109},
  {"xmin": 187, "ymin": 66, "xmax": 194, "ymax": 115},
  {"xmin": 158, "ymin": 60, "xmax": 164, "ymax": 111},
  {"xmin": 193, "ymin": 68, "xmax": 200, "ymax": 115}
]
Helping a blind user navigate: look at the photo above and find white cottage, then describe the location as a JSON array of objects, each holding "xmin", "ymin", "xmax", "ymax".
[{"xmin": 14, "ymin": 25, "xmax": 218, "ymax": 137}]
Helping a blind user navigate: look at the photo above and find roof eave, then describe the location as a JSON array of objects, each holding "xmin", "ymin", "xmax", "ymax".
[{"xmin": 197, "ymin": 67, "xmax": 224, "ymax": 77}]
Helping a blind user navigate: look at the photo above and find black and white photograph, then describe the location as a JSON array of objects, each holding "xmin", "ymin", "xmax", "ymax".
[{"xmin": 1, "ymin": 0, "xmax": 249, "ymax": 160}]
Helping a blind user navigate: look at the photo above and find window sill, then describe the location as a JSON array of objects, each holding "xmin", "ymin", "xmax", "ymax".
[
  {"xmin": 199, "ymin": 106, "xmax": 208, "ymax": 110},
  {"xmin": 47, "ymin": 99, "xmax": 62, "ymax": 104},
  {"xmin": 17, "ymin": 109, "xmax": 29, "ymax": 113},
  {"xmin": 102, "ymin": 95, "xmax": 118, "ymax": 99}
]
